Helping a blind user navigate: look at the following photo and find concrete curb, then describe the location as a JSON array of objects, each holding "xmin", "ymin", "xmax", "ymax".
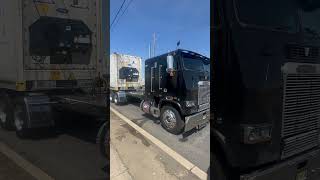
[
  {"xmin": 0, "ymin": 142, "xmax": 54, "ymax": 180},
  {"xmin": 111, "ymin": 107, "xmax": 208, "ymax": 180}
]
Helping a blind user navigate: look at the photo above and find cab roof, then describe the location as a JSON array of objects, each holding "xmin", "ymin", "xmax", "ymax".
[{"xmin": 145, "ymin": 49, "xmax": 209, "ymax": 63}]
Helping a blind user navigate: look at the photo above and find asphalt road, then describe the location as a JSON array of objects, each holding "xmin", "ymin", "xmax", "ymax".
[
  {"xmin": 0, "ymin": 112, "xmax": 107, "ymax": 180},
  {"xmin": 110, "ymin": 98, "xmax": 210, "ymax": 173}
]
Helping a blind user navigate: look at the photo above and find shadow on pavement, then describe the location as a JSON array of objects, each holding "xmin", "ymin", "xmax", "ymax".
[{"xmin": 20, "ymin": 109, "xmax": 104, "ymax": 145}]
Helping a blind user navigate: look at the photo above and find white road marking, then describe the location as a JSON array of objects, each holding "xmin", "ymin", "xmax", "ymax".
[
  {"xmin": 111, "ymin": 107, "xmax": 208, "ymax": 180},
  {"xmin": 0, "ymin": 141, "xmax": 54, "ymax": 180}
]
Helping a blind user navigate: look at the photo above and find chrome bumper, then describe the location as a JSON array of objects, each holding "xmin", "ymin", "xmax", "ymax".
[{"xmin": 184, "ymin": 109, "xmax": 210, "ymax": 132}]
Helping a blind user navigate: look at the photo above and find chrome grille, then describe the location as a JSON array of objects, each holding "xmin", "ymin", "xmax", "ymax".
[
  {"xmin": 282, "ymin": 130, "xmax": 319, "ymax": 159},
  {"xmin": 198, "ymin": 81, "xmax": 210, "ymax": 105},
  {"xmin": 286, "ymin": 45, "xmax": 319, "ymax": 61},
  {"xmin": 282, "ymin": 74, "xmax": 320, "ymax": 159}
]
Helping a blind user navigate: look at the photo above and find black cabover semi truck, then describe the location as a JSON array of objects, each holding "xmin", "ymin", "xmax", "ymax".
[
  {"xmin": 212, "ymin": 0, "xmax": 320, "ymax": 179},
  {"xmin": 111, "ymin": 49, "xmax": 210, "ymax": 135}
]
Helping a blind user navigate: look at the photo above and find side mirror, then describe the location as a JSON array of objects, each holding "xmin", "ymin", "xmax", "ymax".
[{"xmin": 166, "ymin": 55, "xmax": 175, "ymax": 74}]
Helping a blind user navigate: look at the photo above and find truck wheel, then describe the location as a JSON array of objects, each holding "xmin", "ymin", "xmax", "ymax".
[
  {"xmin": 13, "ymin": 99, "xmax": 30, "ymax": 138},
  {"xmin": 160, "ymin": 106, "xmax": 184, "ymax": 135},
  {"xmin": 0, "ymin": 93, "xmax": 14, "ymax": 130},
  {"xmin": 97, "ymin": 123, "xmax": 109, "ymax": 159},
  {"xmin": 212, "ymin": 154, "xmax": 228, "ymax": 180}
]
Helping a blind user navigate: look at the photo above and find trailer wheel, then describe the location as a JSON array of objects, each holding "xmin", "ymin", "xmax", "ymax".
[
  {"xmin": 212, "ymin": 153, "xmax": 228, "ymax": 180},
  {"xmin": 160, "ymin": 106, "xmax": 184, "ymax": 135},
  {"xmin": 13, "ymin": 98, "xmax": 30, "ymax": 138},
  {"xmin": 113, "ymin": 94, "xmax": 120, "ymax": 105},
  {"xmin": 0, "ymin": 93, "xmax": 14, "ymax": 130},
  {"xmin": 110, "ymin": 94, "xmax": 113, "ymax": 103}
]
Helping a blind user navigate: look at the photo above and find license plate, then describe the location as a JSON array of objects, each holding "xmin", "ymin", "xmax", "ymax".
[{"xmin": 296, "ymin": 169, "xmax": 308, "ymax": 180}]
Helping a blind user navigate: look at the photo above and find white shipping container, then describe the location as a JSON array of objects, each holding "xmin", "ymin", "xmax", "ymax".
[
  {"xmin": 110, "ymin": 53, "xmax": 143, "ymax": 90},
  {"xmin": 0, "ymin": 0, "xmax": 106, "ymax": 91}
]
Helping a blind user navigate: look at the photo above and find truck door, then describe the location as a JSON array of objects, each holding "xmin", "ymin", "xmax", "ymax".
[
  {"xmin": 150, "ymin": 62, "xmax": 158, "ymax": 93},
  {"xmin": 144, "ymin": 61, "xmax": 155, "ymax": 95},
  {"xmin": 157, "ymin": 57, "xmax": 167, "ymax": 94}
]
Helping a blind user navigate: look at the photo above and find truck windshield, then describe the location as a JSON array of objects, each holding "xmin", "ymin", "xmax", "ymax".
[
  {"xmin": 235, "ymin": 0, "xmax": 298, "ymax": 32},
  {"xmin": 183, "ymin": 58, "xmax": 210, "ymax": 72},
  {"xmin": 300, "ymin": 8, "xmax": 320, "ymax": 38}
]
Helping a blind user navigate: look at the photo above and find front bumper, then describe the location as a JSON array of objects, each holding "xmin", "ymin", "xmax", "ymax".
[
  {"xmin": 184, "ymin": 109, "xmax": 210, "ymax": 132},
  {"xmin": 241, "ymin": 149, "xmax": 320, "ymax": 180}
]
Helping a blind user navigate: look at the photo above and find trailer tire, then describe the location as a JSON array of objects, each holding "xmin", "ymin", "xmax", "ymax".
[
  {"xmin": 212, "ymin": 153, "xmax": 228, "ymax": 180},
  {"xmin": 0, "ymin": 92, "xmax": 14, "ymax": 130},
  {"xmin": 113, "ymin": 93, "xmax": 120, "ymax": 105},
  {"xmin": 160, "ymin": 106, "xmax": 184, "ymax": 135},
  {"xmin": 13, "ymin": 98, "xmax": 30, "ymax": 138},
  {"xmin": 109, "ymin": 94, "xmax": 113, "ymax": 103}
]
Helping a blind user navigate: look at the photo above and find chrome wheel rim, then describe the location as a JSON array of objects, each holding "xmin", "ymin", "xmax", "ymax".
[
  {"xmin": 14, "ymin": 107, "xmax": 23, "ymax": 131},
  {"xmin": 163, "ymin": 110, "xmax": 176, "ymax": 129}
]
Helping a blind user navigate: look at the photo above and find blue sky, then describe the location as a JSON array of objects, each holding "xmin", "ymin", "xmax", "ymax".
[{"xmin": 110, "ymin": 0, "xmax": 210, "ymax": 59}]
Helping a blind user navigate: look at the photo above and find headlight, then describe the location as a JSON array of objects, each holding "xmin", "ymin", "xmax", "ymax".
[
  {"xmin": 185, "ymin": 101, "xmax": 196, "ymax": 107},
  {"xmin": 242, "ymin": 124, "xmax": 272, "ymax": 144}
]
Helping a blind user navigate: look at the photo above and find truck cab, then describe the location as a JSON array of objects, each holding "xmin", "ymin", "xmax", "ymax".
[
  {"xmin": 141, "ymin": 49, "xmax": 210, "ymax": 134},
  {"xmin": 213, "ymin": 0, "xmax": 320, "ymax": 179}
]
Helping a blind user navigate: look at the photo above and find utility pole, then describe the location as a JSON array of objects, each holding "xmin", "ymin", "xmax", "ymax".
[
  {"xmin": 148, "ymin": 43, "xmax": 151, "ymax": 58},
  {"xmin": 152, "ymin": 33, "xmax": 157, "ymax": 57}
]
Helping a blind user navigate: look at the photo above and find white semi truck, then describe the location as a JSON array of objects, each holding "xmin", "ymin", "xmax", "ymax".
[{"xmin": 0, "ymin": 0, "xmax": 109, "ymax": 159}]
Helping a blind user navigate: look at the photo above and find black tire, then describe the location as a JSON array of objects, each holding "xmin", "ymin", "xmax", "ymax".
[
  {"xmin": 212, "ymin": 154, "xmax": 228, "ymax": 180},
  {"xmin": 0, "ymin": 92, "xmax": 14, "ymax": 130},
  {"xmin": 113, "ymin": 93, "xmax": 120, "ymax": 105},
  {"xmin": 97, "ymin": 122, "xmax": 109, "ymax": 159},
  {"xmin": 110, "ymin": 93, "xmax": 114, "ymax": 103},
  {"xmin": 13, "ymin": 98, "xmax": 30, "ymax": 138},
  {"xmin": 160, "ymin": 106, "xmax": 184, "ymax": 135}
]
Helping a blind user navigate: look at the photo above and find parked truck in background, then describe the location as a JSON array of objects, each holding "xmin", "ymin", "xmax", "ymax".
[
  {"xmin": 111, "ymin": 49, "xmax": 210, "ymax": 135},
  {"xmin": 0, "ymin": 0, "xmax": 108, "ymax": 154},
  {"xmin": 110, "ymin": 52, "xmax": 144, "ymax": 104},
  {"xmin": 212, "ymin": 0, "xmax": 320, "ymax": 179}
]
